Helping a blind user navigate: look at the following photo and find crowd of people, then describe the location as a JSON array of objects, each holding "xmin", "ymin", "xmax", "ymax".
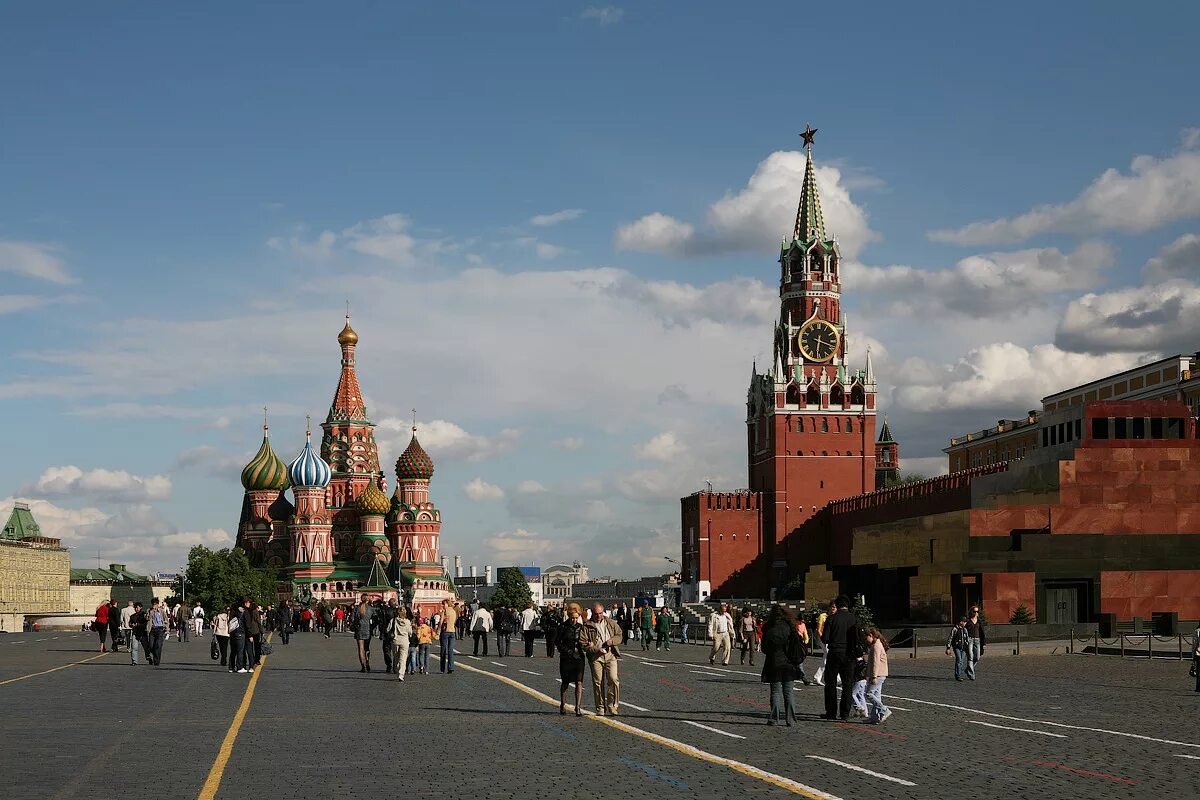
[{"xmin": 92, "ymin": 590, "xmax": 1009, "ymax": 724}]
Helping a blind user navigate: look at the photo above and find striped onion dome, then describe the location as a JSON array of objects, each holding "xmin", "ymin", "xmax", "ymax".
[
  {"xmin": 355, "ymin": 482, "xmax": 391, "ymax": 516},
  {"xmin": 395, "ymin": 432, "xmax": 434, "ymax": 481},
  {"xmin": 288, "ymin": 430, "xmax": 331, "ymax": 489},
  {"xmin": 241, "ymin": 432, "xmax": 289, "ymax": 491}
]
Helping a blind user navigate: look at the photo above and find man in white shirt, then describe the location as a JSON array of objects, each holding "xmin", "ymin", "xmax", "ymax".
[
  {"xmin": 708, "ymin": 603, "xmax": 735, "ymax": 666},
  {"xmin": 119, "ymin": 601, "xmax": 135, "ymax": 664},
  {"xmin": 519, "ymin": 602, "xmax": 540, "ymax": 658},
  {"xmin": 192, "ymin": 602, "xmax": 206, "ymax": 637},
  {"xmin": 470, "ymin": 605, "xmax": 493, "ymax": 656}
]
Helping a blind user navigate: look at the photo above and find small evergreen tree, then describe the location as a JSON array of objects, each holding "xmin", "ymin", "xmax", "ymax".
[
  {"xmin": 488, "ymin": 567, "xmax": 533, "ymax": 610},
  {"xmin": 850, "ymin": 597, "xmax": 875, "ymax": 631},
  {"xmin": 1009, "ymin": 605, "xmax": 1035, "ymax": 625}
]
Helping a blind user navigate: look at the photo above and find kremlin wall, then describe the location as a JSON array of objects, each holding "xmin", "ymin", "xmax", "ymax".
[{"xmin": 681, "ymin": 129, "xmax": 1200, "ymax": 626}]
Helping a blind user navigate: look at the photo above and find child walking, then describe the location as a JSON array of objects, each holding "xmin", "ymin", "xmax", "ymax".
[{"xmin": 864, "ymin": 628, "xmax": 891, "ymax": 724}]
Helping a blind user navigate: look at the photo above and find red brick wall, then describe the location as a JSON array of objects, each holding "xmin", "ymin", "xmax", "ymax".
[
  {"xmin": 1100, "ymin": 570, "xmax": 1200, "ymax": 620},
  {"xmin": 981, "ymin": 572, "xmax": 1035, "ymax": 624},
  {"xmin": 682, "ymin": 492, "xmax": 763, "ymax": 595}
]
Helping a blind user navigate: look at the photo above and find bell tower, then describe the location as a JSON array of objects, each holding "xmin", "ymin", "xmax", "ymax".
[{"xmin": 748, "ymin": 126, "xmax": 879, "ymax": 579}]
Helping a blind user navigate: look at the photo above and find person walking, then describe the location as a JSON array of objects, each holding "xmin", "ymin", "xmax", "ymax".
[
  {"xmin": 655, "ymin": 607, "xmax": 672, "ymax": 651},
  {"xmin": 470, "ymin": 604, "xmax": 492, "ymax": 656},
  {"xmin": 129, "ymin": 602, "xmax": 149, "ymax": 665},
  {"xmin": 415, "ymin": 616, "xmax": 433, "ymax": 675},
  {"xmin": 392, "ymin": 607, "xmax": 413, "ymax": 683},
  {"xmin": 94, "ymin": 600, "xmax": 111, "ymax": 653},
  {"xmin": 354, "ymin": 594, "xmax": 374, "ymax": 673},
  {"xmin": 864, "ymin": 628, "xmax": 891, "ymax": 724},
  {"xmin": 378, "ymin": 600, "xmax": 399, "ymax": 673},
  {"xmin": 243, "ymin": 600, "xmax": 262, "ymax": 668},
  {"xmin": 813, "ymin": 607, "xmax": 829, "ymax": 685},
  {"xmin": 148, "ymin": 598, "xmax": 168, "ymax": 666},
  {"xmin": 760, "ymin": 605, "xmax": 804, "ymax": 726},
  {"xmin": 738, "ymin": 608, "xmax": 757, "ymax": 666},
  {"xmin": 192, "ymin": 602, "xmax": 206, "ymax": 637},
  {"xmin": 119, "ymin": 600, "xmax": 135, "ymax": 662},
  {"xmin": 794, "ymin": 615, "xmax": 812, "ymax": 686},
  {"xmin": 106, "ymin": 600, "xmax": 122, "ymax": 653},
  {"xmin": 175, "ymin": 602, "xmax": 189, "ymax": 643},
  {"xmin": 708, "ymin": 603, "xmax": 735, "ymax": 666},
  {"xmin": 495, "ymin": 606, "xmax": 513, "ymax": 657},
  {"xmin": 820, "ymin": 595, "xmax": 859, "ymax": 721},
  {"xmin": 556, "ymin": 603, "xmax": 586, "ymax": 716},
  {"xmin": 542, "ymin": 606, "xmax": 561, "ymax": 658},
  {"xmin": 947, "ymin": 616, "xmax": 972, "ymax": 681},
  {"xmin": 438, "ymin": 599, "xmax": 457, "ymax": 674},
  {"xmin": 213, "ymin": 606, "xmax": 230, "ymax": 666},
  {"xmin": 520, "ymin": 602, "xmax": 540, "ymax": 658},
  {"xmin": 581, "ymin": 602, "xmax": 621, "ymax": 716},
  {"xmin": 637, "ymin": 603, "xmax": 655, "ymax": 651},
  {"xmin": 965, "ymin": 606, "xmax": 986, "ymax": 680},
  {"xmin": 228, "ymin": 605, "xmax": 247, "ymax": 673},
  {"xmin": 335, "ymin": 605, "xmax": 345, "ymax": 634},
  {"xmin": 277, "ymin": 600, "xmax": 293, "ymax": 645}
]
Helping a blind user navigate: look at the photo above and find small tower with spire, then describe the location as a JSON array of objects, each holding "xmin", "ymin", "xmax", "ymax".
[
  {"xmin": 287, "ymin": 417, "xmax": 335, "ymax": 582},
  {"xmin": 236, "ymin": 408, "xmax": 291, "ymax": 567},
  {"xmin": 875, "ymin": 416, "xmax": 901, "ymax": 488},
  {"xmin": 388, "ymin": 417, "xmax": 453, "ymax": 617}
]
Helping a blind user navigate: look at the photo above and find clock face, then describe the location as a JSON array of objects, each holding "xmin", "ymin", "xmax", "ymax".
[{"xmin": 798, "ymin": 320, "xmax": 839, "ymax": 362}]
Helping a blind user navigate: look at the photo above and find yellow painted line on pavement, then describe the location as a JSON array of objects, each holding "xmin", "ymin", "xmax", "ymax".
[
  {"xmin": 197, "ymin": 640, "xmax": 271, "ymax": 800},
  {"xmin": 457, "ymin": 661, "xmax": 841, "ymax": 799},
  {"xmin": 0, "ymin": 652, "xmax": 107, "ymax": 685}
]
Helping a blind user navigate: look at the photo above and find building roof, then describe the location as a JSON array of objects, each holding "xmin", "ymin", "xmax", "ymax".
[
  {"xmin": 241, "ymin": 428, "xmax": 289, "ymax": 491},
  {"xmin": 329, "ymin": 315, "xmax": 368, "ymax": 423},
  {"xmin": 70, "ymin": 563, "xmax": 154, "ymax": 583},
  {"xmin": 792, "ymin": 132, "xmax": 827, "ymax": 243},
  {"xmin": 2, "ymin": 502, "xmax": 41, "ymax": 541},
  {"xmin": 877, "ymin": 416, "xmax": 895, "ymax": 444},
  {"xmin": 395, "ymin": 432, "xmax": 435, "ymax": 481},
  {"xmin": 289, "ymin": 429, "xmax": 332, "ymax": 488}
]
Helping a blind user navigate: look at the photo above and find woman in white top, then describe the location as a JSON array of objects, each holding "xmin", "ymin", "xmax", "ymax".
[{"xmin": 213, "ymin": 609, "xmax": 231, "ymax": 667}]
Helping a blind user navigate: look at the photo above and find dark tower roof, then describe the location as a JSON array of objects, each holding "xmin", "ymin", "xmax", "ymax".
[{"xmin": 878, "ymin": 416, "xmax": 895, "ymax": 444}]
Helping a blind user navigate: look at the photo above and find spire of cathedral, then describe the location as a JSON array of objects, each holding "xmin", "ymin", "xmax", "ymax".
[
  {"xmin": 329, "ymin": 313, "xmax": 367, "ymax": 423},
  {"xmin": 792, "ymin": 125, "xmax": 827, "ymax": 243},
  {"xmin": 864, "ymin": 345, "xmax": 876, "ymax": 385},
  {"xmin": 877, "ymin": 414, "xmax": 895, "ymax": 444}
]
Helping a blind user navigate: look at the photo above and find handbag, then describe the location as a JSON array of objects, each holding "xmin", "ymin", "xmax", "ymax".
[
  {"xmin": 259, "ymin": 641, "xmax": 274, "ymax": 656},
  {"xmin": 210, "ymin": 638, "xmax": 220, "ymax": 660}
]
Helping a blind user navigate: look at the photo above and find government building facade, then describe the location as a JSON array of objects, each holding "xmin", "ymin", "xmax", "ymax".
[{"xmin": 682, "ymin": 130, "xmax": 1200, "ymax": 626}]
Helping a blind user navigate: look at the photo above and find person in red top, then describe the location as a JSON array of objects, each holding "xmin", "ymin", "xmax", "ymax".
[
  {"xmin": 94, "ymin": 602, "xmax": 111, "ymax": 652},
  {"xmin": 301, "ymin": 607, "xmax": 313, "ymax": 632},
  {"xmin": 335, "ymin": 605, "xmax": 345, "ymax": 633}
]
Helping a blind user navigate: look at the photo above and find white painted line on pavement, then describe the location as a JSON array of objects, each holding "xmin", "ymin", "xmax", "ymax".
[
  {"xmin": 464, "ymin": 656, "xmax": 481, "ymax": 660},
  {"xmin": 623, "ymin": 652, "xmax": 648, "ymax": 660},
  {"xmin": 888, "ymin": 694, "xmax": 1200, "ymax": 749},
  {"xmin": 806, "ymin": 756, "xmax": 916, "ymax": 787},
  {"xmin": 691, "ymin": 670, "xmax": 725, "ymax": 677},
  {"xmin": 490, "ymin": 661, "xmax": 507, "ymax": 668},
  {"xmin": 968, "ymin": 720, "xmax": 1067, "ymax": 738},
  {"xmin": 459, "ymin": 661, "xmax": 842, "ymax": 800},
  {"xmin": 519, "ymin": 669, "xmax": 542, "ymax": 676},
  {"xmin": 36, "ymin": 638, "xmax": 46, "ymax": 641},
  {"xmin": 634, "ymin": 660, "xmax": 667, "ymax": 668},
  {"xmin": 700, "ymin": 665, "xmax": 757, "ymax": 676},
  {"xmin": 682, "ymin": 720, "xmax": 746, "ymax": 740},
  {"xmin": 1173, "ymin": 754, "xmax": 1200, "ymax": 760},
  {"xmin": 622, "ymin": 701, "xmax": 650, "ymax": 711},
  {"xmin": 886, "ymin": 706, "xmax": 910, "ymax": 712}
]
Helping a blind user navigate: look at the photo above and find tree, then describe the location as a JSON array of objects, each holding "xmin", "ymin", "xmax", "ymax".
[
  {"xmin": 850, "ymin": 598, "xmax": 875, "ymax": 632},
  {"xmin": 179, "ymin": 545, "xmax": 278, "ymax": 613},
  {"xmin": 896, "ymin": 472, "xmax": 930, "ymax": 485},
  {"xmin": 1009, "ymin": 605, "xmax": 1035, "ymax": 625},
  {"xmin": 778, "ymin": 577, "xmax": 805, "ymax": 601},
  {"xmin": 488, "ymin": 567, "xmax": 533, "ymax": 610}
]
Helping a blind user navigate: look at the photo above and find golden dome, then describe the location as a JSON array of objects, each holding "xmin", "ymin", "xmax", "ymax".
[{"xmin": 337, "ymin": 316, "xmax": 359, "ymax": 346}]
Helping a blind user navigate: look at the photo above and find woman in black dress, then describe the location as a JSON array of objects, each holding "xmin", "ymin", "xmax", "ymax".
[{"xmin": 555, "ymin": 602, "xmax": 586, "ymax": 716}]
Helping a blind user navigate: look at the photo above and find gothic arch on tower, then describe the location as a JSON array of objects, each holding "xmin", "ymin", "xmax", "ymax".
[
  {"xmin": 830, "ymin": 382, "xmax": 844, "ymax": 407},
  {"xmin": 786, "ymin": 381, "xmax": 803, "ymax": 406}
]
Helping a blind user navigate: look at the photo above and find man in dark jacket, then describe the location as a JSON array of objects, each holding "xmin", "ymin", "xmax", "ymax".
[
  {"xmin": 820, "ymin": 595, "xmax": 859, "ymax": 721},
  {"xmin": 377, "ymin": 600, "xmax": 399, "ymax": 673}
]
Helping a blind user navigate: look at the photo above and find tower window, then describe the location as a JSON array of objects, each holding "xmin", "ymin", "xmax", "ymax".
[
  {"xmin": 821, "ymin": 419, "xmax": 829, "ymax": 433},
  {"xmin": 846, "ymin": 418, "xmax": 853, "ymax": 433}
]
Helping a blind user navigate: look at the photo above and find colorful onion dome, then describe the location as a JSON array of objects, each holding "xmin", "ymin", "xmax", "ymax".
[
  {"xmin": 356, "ymin": 482, "xmax": 391, "ymax": 516},
  {"xmin": 337, "ymin": 315, "xmax": 359, "ymax": 346},
  {"xmin": 395, "ymin": 431, "xmax": 434, "ymax": 481},
  {"xmin": 241, "ymin": 431, "xmax": 289, "ymax": 491},
  {"xmin": 289, "ymin": 428, "xmax": 331, "ymax": 489}
]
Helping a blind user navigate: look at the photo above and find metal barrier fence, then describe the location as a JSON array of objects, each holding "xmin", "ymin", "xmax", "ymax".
[{"xmin": 1069, "ymin": 628, "xmax": 1198, "ymax": 660}]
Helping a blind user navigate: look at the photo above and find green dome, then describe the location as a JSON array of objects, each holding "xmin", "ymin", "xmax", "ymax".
[
  {"xmin": 241, "ymin": 434, "xmax": 289, "ymax": 491},
  {"xmin": 355, "ymin": 483, "xmax": 392, "ymax": 516}
]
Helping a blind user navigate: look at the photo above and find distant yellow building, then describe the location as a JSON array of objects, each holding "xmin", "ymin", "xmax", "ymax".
[{"xmin": 0, "ymin": 502, "xmax": 70, "ymax": 632}]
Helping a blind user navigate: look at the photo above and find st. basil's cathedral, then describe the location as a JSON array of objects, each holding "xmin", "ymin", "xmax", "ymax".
[{"xmin": 234, "ymin": 317, "xmax": 455, "ymax": 614}]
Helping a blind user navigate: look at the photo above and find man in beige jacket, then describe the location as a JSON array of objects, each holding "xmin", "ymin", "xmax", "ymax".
[{"xmin": 581, "ymin": 602, "xmax": 622, "ymax": 715}]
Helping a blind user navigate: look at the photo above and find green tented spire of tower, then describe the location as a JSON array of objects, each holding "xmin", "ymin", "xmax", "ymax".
[{"xmin": 792, "ymin": 124, "xmax": 826, "ymax": 243}]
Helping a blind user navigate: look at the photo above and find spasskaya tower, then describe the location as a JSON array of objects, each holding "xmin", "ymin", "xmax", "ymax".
[{"xmin": 747, "ymin": 126, "xmax": 879, "ymax": 584}]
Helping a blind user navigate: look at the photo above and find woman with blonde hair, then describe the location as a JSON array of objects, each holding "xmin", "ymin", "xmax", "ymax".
[
  {"xmin": 864, "ymin": 628, "xmax": 891, "ymax": 724},
  {"xmin": 555, "ymin": 603, "xmax": 586, "ymax": 716},
  {"xmin": 355, "ymin": 593, "xmax": 374, "ymax": 673}
]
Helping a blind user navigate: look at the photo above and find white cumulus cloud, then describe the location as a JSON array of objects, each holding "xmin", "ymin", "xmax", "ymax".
[
  {"xmin": 531, "ymin": 209, "xmax": 584, "ymax": 227},
  {"xmin": 377, "ymin": 418, "xmax": 520, "ymax": 463},
  {"xmin": 0, "ymin": 240, "xmax": 75, "ymax": 284},
  {"xmin": 22, "ymin": 466, "xmax": 172, "ymax": 502},
  {"xmin": 634, "ymin": 431, "xmax": 687, "ymax": 462},
  {"xmin": 463, "ymin": 478, "xmax": 505, "ymax": 501}
]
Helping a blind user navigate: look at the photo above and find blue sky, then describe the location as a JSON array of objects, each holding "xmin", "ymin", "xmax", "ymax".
[{"xmin": 2, "ymin": 3, "xmax": 1198, "ymax": 576}]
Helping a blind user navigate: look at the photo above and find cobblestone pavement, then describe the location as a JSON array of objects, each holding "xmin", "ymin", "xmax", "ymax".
[{"xmin": 3, "ymin": 631, "xmax": 1199, "ymax": 799}]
